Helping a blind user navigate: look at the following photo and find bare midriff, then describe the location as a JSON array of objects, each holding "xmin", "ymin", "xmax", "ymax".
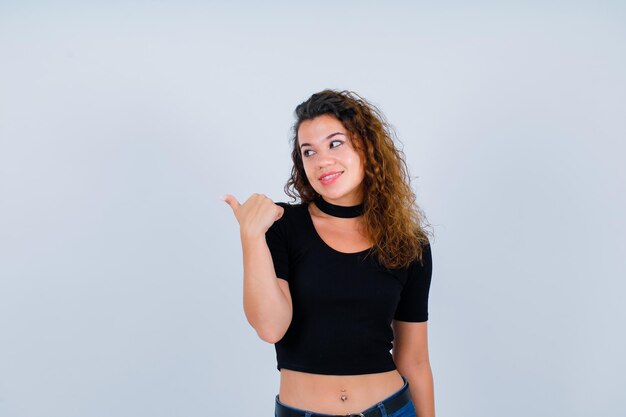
[{"xmin": 278, "ymin": 369, "xmax": 405, "ymax": 415}]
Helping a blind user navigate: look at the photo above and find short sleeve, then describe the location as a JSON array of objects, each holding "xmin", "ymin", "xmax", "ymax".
[
  {"xmin": 264, "ymin": 202, "xmax": 289, "ymax": 281},
  {"xmin": 394, "ymin": 242, "xmax": 432, "ymax": 322}
]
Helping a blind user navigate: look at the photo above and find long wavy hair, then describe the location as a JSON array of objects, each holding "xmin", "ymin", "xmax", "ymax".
[{"xmin": 284, "ymin": 89, "xmax": 432, "ymax": 269}]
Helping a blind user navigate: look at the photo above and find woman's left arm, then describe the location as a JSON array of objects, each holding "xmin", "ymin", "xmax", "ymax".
[{"xmin": 392, "ymin": 320, "xmax": 435, "ymax": 417}]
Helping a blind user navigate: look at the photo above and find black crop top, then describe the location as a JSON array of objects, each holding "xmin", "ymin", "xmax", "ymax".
[{"xmin": 265, "ymin": 201, "xmax": 432, "ymax": 375}]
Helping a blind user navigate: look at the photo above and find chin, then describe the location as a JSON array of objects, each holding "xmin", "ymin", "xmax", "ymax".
[{"xmin": 320, "ymin": 191, "xmax": 349, "ymax": 201}]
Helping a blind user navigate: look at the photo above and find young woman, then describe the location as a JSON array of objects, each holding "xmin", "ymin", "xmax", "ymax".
[{"xmin": 223, "ymin": 90, "xmax": 434, "ymax": 417}]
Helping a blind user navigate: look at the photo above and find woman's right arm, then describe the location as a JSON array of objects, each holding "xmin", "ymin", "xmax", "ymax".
[{"xmin": 223, "ymin": 194, "xmax": 292, "ymax": 343}]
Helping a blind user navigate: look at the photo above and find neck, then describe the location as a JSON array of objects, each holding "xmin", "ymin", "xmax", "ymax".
[{"xmin": 313, "ymin": 195, "xmax": 364, "ymax": 218}]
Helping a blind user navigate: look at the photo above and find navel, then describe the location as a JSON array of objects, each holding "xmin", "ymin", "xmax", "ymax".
[{"xmin": 340, "ymin": 388, "xmax": 348, "ymax": 402}]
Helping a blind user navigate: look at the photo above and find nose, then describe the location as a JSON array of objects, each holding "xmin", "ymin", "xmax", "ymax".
[{"xmin": 316, "ymin": 149, "xmax": 336, "ymax": 168}]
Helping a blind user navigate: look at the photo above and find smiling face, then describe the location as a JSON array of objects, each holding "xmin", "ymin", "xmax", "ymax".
[{"xmin": 297, "ymin": 114, "xmax": 366, "ymax": 206}]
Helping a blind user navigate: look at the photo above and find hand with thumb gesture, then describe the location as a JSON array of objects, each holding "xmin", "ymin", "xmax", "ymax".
[{"xmin": 223, "ymin": 193, "xmax": 284, "ymax": 239}]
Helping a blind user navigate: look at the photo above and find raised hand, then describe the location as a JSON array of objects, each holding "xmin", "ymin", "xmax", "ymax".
[{"xmin": 223, "ymin": 193, "xmax": 284, "ymax": 239}]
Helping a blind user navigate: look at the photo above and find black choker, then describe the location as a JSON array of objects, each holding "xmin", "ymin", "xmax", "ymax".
[{"xmin": 313, "ymin": 196, "xmax": 364, "ymax": 218}]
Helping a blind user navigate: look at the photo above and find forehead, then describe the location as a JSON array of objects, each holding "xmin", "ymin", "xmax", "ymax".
[{"xmin": 297, "ymin": 114, "xmax": 348, "ymax": 146}]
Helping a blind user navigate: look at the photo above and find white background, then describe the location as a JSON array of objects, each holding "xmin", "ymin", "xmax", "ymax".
[{"xmin": 1, "ymin": 2, "xmax": 625, "ymax": 416}]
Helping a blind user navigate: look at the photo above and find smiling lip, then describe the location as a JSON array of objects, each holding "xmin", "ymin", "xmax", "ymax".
[{"xmin": 319, "ymin": 171, "xmax": 343, "ymax": 185}]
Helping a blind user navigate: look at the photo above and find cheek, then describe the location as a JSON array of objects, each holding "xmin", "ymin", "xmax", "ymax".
[
  {"xmin": 301, "ymin": 160, "xmax": 316, "ymax": 181},
  {"xmin": 354, "ymin": 158, "xmax": 366, "ymax": 181},
  {"xmin": 348, "ymin": 151, "xmax": 365, "ymax": 173}
]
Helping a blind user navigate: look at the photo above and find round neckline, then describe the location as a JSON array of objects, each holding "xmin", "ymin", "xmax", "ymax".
[{"xmin": 304, "ymin": 202, "xmax": 373, "ymax": 255}]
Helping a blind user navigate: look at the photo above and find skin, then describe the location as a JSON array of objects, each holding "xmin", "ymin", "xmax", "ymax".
[{"xmin": 224, "ymin": 114, "xmax": 434, "ymax": 416}]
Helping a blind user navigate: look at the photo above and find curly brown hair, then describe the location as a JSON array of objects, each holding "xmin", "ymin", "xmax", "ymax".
[{"xmin": 284, "ymin": 89, "xmax": 432, "ymax": 269}]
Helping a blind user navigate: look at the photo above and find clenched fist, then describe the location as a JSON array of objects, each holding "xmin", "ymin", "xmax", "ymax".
[{"xmin": 223, "ymin": 193, "xmax": 284, "ymax": 239}]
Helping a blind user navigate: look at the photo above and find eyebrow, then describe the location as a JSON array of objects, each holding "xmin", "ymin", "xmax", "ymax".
[{"xmin": 299, "ymin": 132, "xmax": 346, "ymax": 149}]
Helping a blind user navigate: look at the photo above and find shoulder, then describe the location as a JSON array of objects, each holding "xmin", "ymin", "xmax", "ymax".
[
  {"xmin": 273, "ymin": 201, "xmax": 308, "ymax": 217},
  {"xmin": 274, "ymin": 200, "xmax": 306, "ymax": 209},
  {"xmin": 408, "ymin": 238, "xmax": 432, "ymax": 271},
  {"xmin": 269, "ymin": 201, "xmax": 308, "ymax": 229},
  {"xmin": 421, "ymin": 238, "xmax": 432, "ymax": 262}
]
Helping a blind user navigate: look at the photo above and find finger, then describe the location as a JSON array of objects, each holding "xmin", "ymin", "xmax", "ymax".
[
  {"xmin": 274, "ymin": 205, "xmax": 284, "ymax": 221},
  {"xmin": 222, "ymin": 194, "xmax": 240, "ymax": 212}
]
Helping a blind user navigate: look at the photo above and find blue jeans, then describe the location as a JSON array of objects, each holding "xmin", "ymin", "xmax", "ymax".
[{"xmin": 275, "ymin": 375, "xmax": 417, "ymax": 417}]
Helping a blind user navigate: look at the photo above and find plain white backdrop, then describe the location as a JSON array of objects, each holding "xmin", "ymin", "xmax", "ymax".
[{"xmin": 1, "ymin": 2, "xmax": 625, "ymax": 416}]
